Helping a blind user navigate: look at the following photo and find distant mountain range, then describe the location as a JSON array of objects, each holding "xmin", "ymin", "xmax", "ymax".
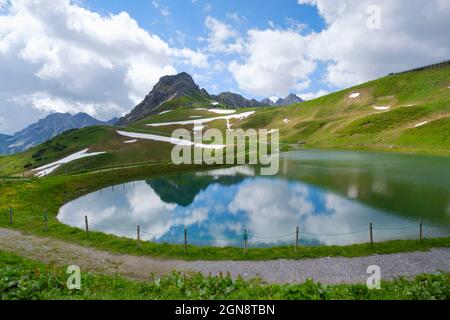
[
  {"xmin": 2, "ymin": 72, "xmax": 304, "ymax": 154},
  {"xmin": 261, "ymin": 94, "xmax": 304, "ymax": 106},
  {"xmin": 0, "ymin": 112, "xmax": 116, "ymax": 155},
  {"xmin": 118, "ymin": 72, "xmax": 303, "ymax": 124}
]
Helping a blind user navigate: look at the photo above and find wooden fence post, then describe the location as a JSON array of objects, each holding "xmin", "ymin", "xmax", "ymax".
[
  {"xmin": 9, "ymin": 206, "xmax": 12, "ymax": 225},
  {"xmin": 295, "ymin": 226, "xmax": 299, "ymax": 252},
  {"xmin": 184, "ymin": 228, "xmax": 187, "ymax": 254},
  {"xmin": 369, "ymin": 222, "xmax": 373, "ymax": 245},
  {"xmin": 137, "ymin": 225, "xmax": 141, "ymax": 248},
  {"xmin": 420, "ymin": 220, "xmax": 423, "ymax": 242},
  {"xmin": 244, "ymin": 228, "xmax": 248, "ymax": 256},
  {"xmin": 85, "ymin": 215, "xmax": 89, "ymax": 236},
  {"xmin": 43, "ymin": 209, "xmax": 48, "ymax": 232}
]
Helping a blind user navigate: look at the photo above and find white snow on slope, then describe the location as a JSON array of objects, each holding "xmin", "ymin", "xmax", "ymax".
[
  {"xmin": 159, "ymin": 110, "xmax": 172, "ymax": 115},
  {"xmin": 207, "ymin": 109, "xmax": 236, "ymax": 114},
  {"xmin": 33, "ymin": 149, "xmax": 106, "ymax": 177},
  {"xmin": 146, "ymin": 111, "xmax": 255, "ymax": 127},
  {"xmin": 414, "ymin": 121, "xmax": 429, "ymax": 128},
  {"xmin": 124, "ymin": 139, "xmax": 137, "ymax": 144},
  {"xmin": 349, "ymin": 92, "xmax": 360, "ymax": 99},
  {"xmin": 283, "ymin": 119, "xmax": 290, "ymax": 124},
  {"xmin": 269, "ymin": 96, "xmax": 279, "ymax": 104},
  {"xmin": 116, "ymin": 131, "xmax": 225, "ymax": 150},
  {"xmin": 194, "ymin": 108, "xmax": 236, "ymax": 114},
  {"xmin": 373, "ymin": 106, "xmax": 391, "ymax": 111}
]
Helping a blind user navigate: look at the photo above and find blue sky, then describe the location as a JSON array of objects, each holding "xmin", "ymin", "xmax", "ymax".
[
  {"xmin": 82, "ymin": 0, "xmax": 329, "ymax": 97},
  {"xmin": 0, "ymin": 0, "xmax": 449, "ymax": 133}
]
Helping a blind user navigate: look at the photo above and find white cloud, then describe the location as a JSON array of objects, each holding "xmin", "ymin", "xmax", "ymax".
[
  {"xmin": 161, "ymin": 8, "xmax": 170, "ymax": 16},
  {"xmin": 230, "ymin": 0, "xmax": 450, "ymax": 96},
  {"xmin": 0, "ymin": 0, "xmax": 205, "ymax": 132},
  {"xmin": 205, "ymin": 16, "xmax": 244, "ymax": 54},
  {"xmin": 229, "ymin": 28, "xmax": 315, "ymax": 96},
  {"xmin": 173, "ymin": 48, "xmax": 209, "ymax": 69},
  {"xmin": 298, "ymin": 89, "xmax": 329, "ymax": 101},
  {"xmin": 300, "ymin": 0, "xmax": 450, "ymax": 87},
  {"xmin": 9, "ymin": 91, "xmax": 122, "ymax": 115}
]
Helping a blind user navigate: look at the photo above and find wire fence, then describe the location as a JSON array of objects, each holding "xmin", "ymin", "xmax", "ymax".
[{"xmin": 4, "ymin": 206, "xmax": 450, "ymax": 254}]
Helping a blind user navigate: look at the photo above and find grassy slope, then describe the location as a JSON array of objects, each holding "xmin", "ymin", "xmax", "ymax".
[
  {"xmin": 239, "ymin": 67, "xmax": 450, "ymax": 155},
  {"xmin": 1, "ymin": 250, "xmax": 448, "ymax": 300}
]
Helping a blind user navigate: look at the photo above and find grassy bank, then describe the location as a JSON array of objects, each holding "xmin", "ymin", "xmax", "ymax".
[
  {"xmin": 0, "ymin": 163, "xmax": 449, "ymax": 261},
  {"xmin": 0, "ymin": 250, "xmax": 448, "ymax": 300}
]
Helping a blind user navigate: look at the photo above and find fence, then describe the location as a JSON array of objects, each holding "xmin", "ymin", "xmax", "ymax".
[
  {"xmin": 388, "ymin": 60, "xmax": 450, "ymax": 76},
  {"xmin": 5, "ymin": 206, "xmax": 450, "ymax": 256}
]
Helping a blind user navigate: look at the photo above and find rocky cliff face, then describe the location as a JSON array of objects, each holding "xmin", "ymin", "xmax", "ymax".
[{"xmin": 118, "ymin": 72, "xmax": 210, "ymax": 124}]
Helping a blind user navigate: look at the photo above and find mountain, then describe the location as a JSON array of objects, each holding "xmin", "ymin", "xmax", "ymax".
[
  {"xmin": 118, "ymin": 72, "xmax": 266, "ymax": 124},
  {"xmin": 1, "ymin": 112, "xmax": 109, "ymax": 155},
  {"xmin": 210, "ymin": 92, "xmax": 265, "ymax": 108},
  {"xmin": 0, "ymin": 133, "xmax": 13, "ymax": 154},
  {"xmin": 261, "ymin": 94, "xmax": 304, "ymax": 106},
  {"xmin": 118, "ymin": 72, "xmax": 210, "ymax": 124}
]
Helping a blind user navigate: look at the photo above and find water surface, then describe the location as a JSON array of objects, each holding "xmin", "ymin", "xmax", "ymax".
[{"xmin": 59, "ymin": 150, "xmax": 450, "ymax": 247}]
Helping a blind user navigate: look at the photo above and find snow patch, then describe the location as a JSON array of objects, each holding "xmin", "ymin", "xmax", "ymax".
[
  {"xmin": 33, "ymin": 149, "xmax": 106, "ymax": 177},
  {"xmin": 283, "ymin": 119, "xmax": 290, "ymax": 124},
  {"xmin": 124, "ymin": 139, "xmax": 137, "ymax": 144},
  {"xmin": 348, "ymin": 92, "xmax": 360, "ymax": 99},
  {"xmin": 211, "ymin": 102, "xmax": 219, "ymax": 106},
  {"xmin": 116, "ymin": 131, "xmax": 225, "ymax": 150},
  {"xmin": 373, "ymin": 106, "xmax": 391, "ymax": 111},
  {"xmin": 146, "ymin": 111, "xmax": 255, "ymax": 127},
  {"xmin": 269, "ymin": 96, "xmax": 279, "ymax": 104},
  {"xmin": 193, "ymin": 108, "xmax": 236, "ymax": 115},
  {"xmin": 159, "ymin": 110, "xmax": 172, "ymax": 115},
  {"xmin": 207, "ymin": 109, "xmax": 236, "ymax": 115},
  {"xmin": 414, "ymin": 121, "xmax": 429, "ymax": 128}
]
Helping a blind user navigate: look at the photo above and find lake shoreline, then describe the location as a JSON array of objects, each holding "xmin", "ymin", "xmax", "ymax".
[{"xmin": 0, "ymin": 160, "xmax": 449, "ymax": 261}]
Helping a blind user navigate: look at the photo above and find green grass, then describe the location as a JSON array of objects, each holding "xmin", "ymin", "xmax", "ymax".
[
  {"xmin": 0, "ymin": 164, "xmax": 449, "ymax": 261},
  {"xmin": 238, "ymin": 67, "xmax": 450, "ymax": 156},
  {"xmin": 0, "ymin": 250, "xmax": 448, "ymax": 300}
]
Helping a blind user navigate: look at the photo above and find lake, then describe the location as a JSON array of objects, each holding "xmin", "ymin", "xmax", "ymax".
[{"xmin": 58, "ymin": 150, "xmax": 450, "ymax": 247}]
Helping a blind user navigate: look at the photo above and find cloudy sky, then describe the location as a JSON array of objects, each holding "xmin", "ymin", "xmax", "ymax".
[{"xmin": 0, "ymin": 0, "xmax": 449, "ymax": 134}]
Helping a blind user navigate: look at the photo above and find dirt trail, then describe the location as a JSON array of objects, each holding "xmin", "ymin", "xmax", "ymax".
[{"xmin": 1, "ymin": 228, "xmax": 449, "ymax": 284}]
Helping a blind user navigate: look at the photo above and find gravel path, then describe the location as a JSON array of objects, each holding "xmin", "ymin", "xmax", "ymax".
[{"xmin": 1, "ymin": 228, "xmax": 449, "ymax": 284}]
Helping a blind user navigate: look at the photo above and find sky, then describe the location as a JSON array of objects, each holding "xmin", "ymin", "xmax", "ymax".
[{"xmin": 0, "ymin": 0, "xmax": 449, "ymax": 134}]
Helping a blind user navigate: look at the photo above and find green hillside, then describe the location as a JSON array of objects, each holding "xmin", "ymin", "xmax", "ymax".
[
  {"xmin": 0, "ymin": 67, "xmax": 448, "ymax": 177},
  {"xmin": 239, "ymin": 67, "xmax": 450, "ymax": 155}
]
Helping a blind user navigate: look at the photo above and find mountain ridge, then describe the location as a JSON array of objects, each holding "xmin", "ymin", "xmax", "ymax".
[
  {"xmin": 0, "ymin": 112, "xmax": 113, "ymax": 155},
  {"xmin": 261, "ymin": 94, "xmax": 304, "ymax": 106},
  {"xmin": 118, "ymin": 72, "xmax": 274, "ymax": 124}
]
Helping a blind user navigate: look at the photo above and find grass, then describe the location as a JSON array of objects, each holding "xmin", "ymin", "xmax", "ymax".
[
  {"xmin": 0, "ymin": 163, "xmax": 449, "ymax": 261},
  {"xmin": 238, "ymin": 67, "xmax": 450, "ymax": 156},
  {"xmin": 0, "ymin": 250, "xmax": 448, "ymax": 300}
]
